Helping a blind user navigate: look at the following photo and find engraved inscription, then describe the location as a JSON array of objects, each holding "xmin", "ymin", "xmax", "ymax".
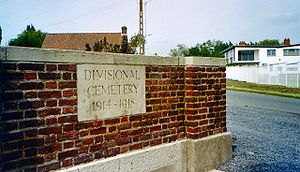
[{"xmin": 77, "ymin": 65, "xmax": 146, "ymax": 121}]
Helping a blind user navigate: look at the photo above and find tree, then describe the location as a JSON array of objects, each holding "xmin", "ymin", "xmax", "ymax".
[
  {"xmin": 9, "ymin": 24, "xmax": 46, "ymax": 48},
  {"xmin": 170, "ymin": 40, "xmax": 233, "ymax": 58},
  {"xmin": 129, "ymin": 33, "xmax": 145, "ymax": 54},
  {"xmin": 88, "ymin": 33, "xmax": 145, "ymax": 54},
  {"xmin": 170, "ymin": 44, "xmax": 189, "ymax": 57},
  {"xmin": 248, "ymin": 39, "xmax": 281, "ymax": 46}
]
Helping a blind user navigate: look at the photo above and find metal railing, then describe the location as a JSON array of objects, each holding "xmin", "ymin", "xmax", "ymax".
[{"xmin": 226, "ymin": 62, "xmax": 300, "ymax": 88}]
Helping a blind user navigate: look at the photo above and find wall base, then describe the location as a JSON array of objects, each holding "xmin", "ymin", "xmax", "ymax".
[{"xmin": 60, "ymin": 132, "xmax": 232, "ymax": 172}]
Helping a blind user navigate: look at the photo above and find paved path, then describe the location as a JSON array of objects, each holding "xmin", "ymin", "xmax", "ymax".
[{"xmin": 219, "ymin": 91, "xmax": 300, "ymax": 172}]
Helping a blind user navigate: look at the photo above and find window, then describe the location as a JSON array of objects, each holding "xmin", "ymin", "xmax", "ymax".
[
  {"xmin": 283, "ymin": 49, "xmax": 300, "ymax": 56},
  {"xmin": 238, "ymin": 50, "xmax": 254, "ymax": 61},
  {"xmin": 267, "ymin": 49, "xmax": 276, "ymax": 56}
]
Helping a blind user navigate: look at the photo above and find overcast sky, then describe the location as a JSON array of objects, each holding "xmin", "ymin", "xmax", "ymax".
[{"xmin": 1, "ymin": 0, "xmax": 300, "ymax": 56}]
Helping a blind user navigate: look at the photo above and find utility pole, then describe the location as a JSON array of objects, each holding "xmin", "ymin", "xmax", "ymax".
[{"xmin": 139, "ymin": 0, "xmax": 145, "ymax": 55}]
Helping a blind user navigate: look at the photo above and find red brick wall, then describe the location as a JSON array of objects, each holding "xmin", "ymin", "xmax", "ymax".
[{"xmin": 0, "ymin": 62, "xmax": 226, "ymax": 172}]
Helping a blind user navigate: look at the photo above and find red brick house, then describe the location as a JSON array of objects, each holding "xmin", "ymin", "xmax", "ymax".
[{"xmin": 42, "ymin": 26, "xmax": 128, "ymax": 51}]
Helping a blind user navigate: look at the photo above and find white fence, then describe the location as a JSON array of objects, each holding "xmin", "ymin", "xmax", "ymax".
[{"xmin": 226, "ymin": 62, "xmax": 300, "ymax": 88}]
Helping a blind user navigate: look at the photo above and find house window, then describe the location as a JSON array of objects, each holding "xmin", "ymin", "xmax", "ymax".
[
  {"xmin": 238, "ymin": 50, "xmax": 254, "ymax": 61},
  {"xmin": 267, "ymin": 49, "xmax": 276, "ymax": 56},
  {"xmin": 283, "ymin": 49, "xmax": 300, "ymax": 56}
]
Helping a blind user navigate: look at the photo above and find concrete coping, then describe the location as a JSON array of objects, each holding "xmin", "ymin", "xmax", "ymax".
[{"xmin": 0, "ymin": 46, "xmax": 226, "ymax": 66}]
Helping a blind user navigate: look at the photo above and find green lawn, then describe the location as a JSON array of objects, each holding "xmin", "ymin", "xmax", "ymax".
[{"xmin": 226, "ymin": 80, "xmax": 300, "ymax": 99}]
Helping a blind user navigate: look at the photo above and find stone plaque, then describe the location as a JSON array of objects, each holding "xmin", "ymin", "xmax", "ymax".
[{"xmin": 77, "ymin": 64, "xmax": 146, "ymax": 121}]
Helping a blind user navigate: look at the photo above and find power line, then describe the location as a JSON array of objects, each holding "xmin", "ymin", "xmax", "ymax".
[
  {"xmin": 0, "ymin": 0, "xmax": 44, "ymax": 18},
  {"xmin": 41, "ymin": 0, "xmax": 126, "ymax": 30},
  {"xmin": 4, "ymin": 0, "xmax": 81, "ymax": 27}
]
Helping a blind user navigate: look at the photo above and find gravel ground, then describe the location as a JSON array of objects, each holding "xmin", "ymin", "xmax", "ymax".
[{"xmin": 218, "ymin": 105, "xmax": 300, "ymax": 172}]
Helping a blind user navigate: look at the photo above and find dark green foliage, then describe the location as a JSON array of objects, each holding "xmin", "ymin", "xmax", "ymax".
[
  {"xmin": 9, "ymin": 25, "xmax": 46, "ymax": 48},
  {"xmin": 248, "ymin": 39, "xmax": 282, "ymax": 46},
  {"xmin": 170, "ymin": 40, "xmax": 233, "ymax": 58},
  {"xmin": 85, "ymin": 44, "xmax": 91, "ymax": 51},
  {"xmin": 89, "ymin": 34, "xmax": 140, "ymax": 54}
]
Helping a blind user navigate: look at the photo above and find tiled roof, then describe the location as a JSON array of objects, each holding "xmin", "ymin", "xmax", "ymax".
[{"xmin": 42, "ymin": 32, "xmax": 123, "ymax": 51}]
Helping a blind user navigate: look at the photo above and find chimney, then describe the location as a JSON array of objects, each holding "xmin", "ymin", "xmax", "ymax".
[
  {"xmin": 284, "ymin": 38, "xmax": 290, "ymax": 46},
  {"xmin": 239, "ymin": 41, "xmax": 247, "ymax": 46},
  {"xmin": 121, "ymin": 26, "xmax": 127, "ymax": 36}
]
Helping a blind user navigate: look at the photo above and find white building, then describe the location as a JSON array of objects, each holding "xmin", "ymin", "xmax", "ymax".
[{"xmin": 223, "ymin": 39, "xmax": 300, "ymax": 66}]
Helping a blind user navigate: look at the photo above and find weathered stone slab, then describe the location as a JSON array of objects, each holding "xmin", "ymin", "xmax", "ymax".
[{"xmin": 77, "ymin": 64, "xmax": 146, "ymax": 121}]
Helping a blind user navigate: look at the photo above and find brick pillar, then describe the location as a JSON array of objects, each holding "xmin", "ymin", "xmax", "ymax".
[{"xmin": 185, "ymin": 66, "xmax": 227, "ymax": 139}]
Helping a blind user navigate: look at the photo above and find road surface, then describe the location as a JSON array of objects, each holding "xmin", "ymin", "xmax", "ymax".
[{"xmin": 219, "ymin": 90, "xmax": 300, "ymax": 172}]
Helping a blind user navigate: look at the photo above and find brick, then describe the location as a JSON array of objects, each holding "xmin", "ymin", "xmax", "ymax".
[
  {"xmin": 25, "ymin": 129, "xmax": 38, "ymax": 137},
  {"xmin": 2, "ymin": 72, "xmax": 24, "ymax": 80},
  {"xmin": 20, "ymin": 100, "xmax": 44, "ymax": 109},
  {"xmin": 116, "ymin": 137, "xmax": 132, "ymax": 146},
  {"xmin": 25, "ymin": 91, "xmax": 37, "ymax": 98},
  {"xmin": 2, "ymin": 112, "xmax": 23, "ymax": 121},
  {"xmin": 18, "ymin": 63, "xmax": 44, "ymax": 71},
  {"xmin": 19, "ymin": 139, "xmax": 44, "ymax": 149},
  {"xmin": 57, "ymin": 132, "xmax": 79, "ymax": 141},
  {"xmin": 62, "ymin": 107, "xmax": 75, "ymax": 114},
  {"xmin": 45, "ymin": 81, "xmax": 57, "ymax": 89},
  {"xmin": 104, "ymin": 118, "xmax": 120, "ymax": 125},
  {"xmin": 150, "ymin": 125, "xmax": 161, "ymax": 132},
  {"xmin": 19, "ymin": 82, "xmax": 44, "ymax": 90},
  {"xmin": 58, "ymin": 64, "xmax": 76, "ymax": 71},
  {"xmin": 25, "ymin": 110, "xmax": 37, "ymax": 118},
  {"xmin": 3, "ymin": 141, "xmax": 18, "ymax": 151},
  {"xmin": 38, "ymin": 162, "xmax": 60, "ymax": 172},
  {"xmin": 117, "ymin": 123, "xmax": 131, "ymax": 130},
  {"xmin": 46, "ymin": 100, "xmax": 57, "ymax": 107},
  {"xmin": 58, "ymin": 115, "xmax": 78, "ymax": 123},
  {"xmin": 39, "ymin": 126, "xmax": 62, "ymax": 135},
  {"xmin": 74, "ymin": 154, "xmax": 93, "ymax": 165},
  {"xmin": 38, "ymin": 108, "xmax": 61, "ymax": 117},
  {"xmin": 0, "ymin": 63, "xmax": 17, "ymax": 70},
  {"xmin": 74, "ymin": 122, "xmax": 94, "ymax": 130},
  {"xmin": 24, "ymin": 73, "xmax": 37, "ymax": 80},
  {"xmin": 62, "ymin": 159, "xmax": 73, "ymax": 167},
  {"xmin": 45, "ymin": 135, "xmax": 56, "ymax": 143},
  {"xmin": 58, "ymin": 81, "xmax": 76, "ymax": 89},
  {"xmin": 59, "ymin": 99, "xmax": 77, "ymax": 106},
  {"xmin": 38, "ymin": 91, "xmax": 61, "ymax": 98},
  {"xmin": 39, "ymin": 73, "xmax": 61, "ymax": 80},
  {"xmin": 24, "ymin": 148, "xmax": 37, "ymax": 157},
  {"xmin": 3, "ymin": 102, "xmax": 18, "ymax": 110},
  {"xmin": 46, "ymin": 118, "xmax": 57, "ymax": 125},
  {"xmin": 19, "ymin": 119, "xmax": 45, "ymax": 129},
  {"xmin": 63, "ymin": 73, "xmax": 72, "ymax": 80},
  {"xmin": 2, "ymin": 92, "xmax": 23, "ymax": 101},
  {"xmin": 58, "ymin": 149, "xmax": 78, "ymax": 160},
  {"xmin": 38, "ymin": 143, "xmax": 62, "ymax": 154},
  {"xmin": 46, "ymin": 64, "xmax": 57, "ymax": 71},
  {"xmin": 2, "ymin": 162, "xmax": 18, "ymax": 171},
  {"xmin": 129, "ymin": 143, "xmax": 143, "ymax": 151},
  {"xmin": 1, "ymin": 151, "xmax": 22, "ymax": 162},
  {"xmin": 63, "ymin": 90, "xmax": 74, "ymax": 97},
  {"xmin": 1, "ymin": 131, "xmax": 24, "ymax": 143},
  {"xmin": 90, "ymin": 127, "xmax": 106, "ymax": 135}
]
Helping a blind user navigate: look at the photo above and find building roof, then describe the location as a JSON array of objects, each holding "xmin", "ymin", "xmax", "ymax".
[
  {"xmin": 222, "ymin": 44, "xmax": 300, "ymax": 54},
  {"xmin": 41, "ymin": 32, "xmax": 123, "ymax": 51}
]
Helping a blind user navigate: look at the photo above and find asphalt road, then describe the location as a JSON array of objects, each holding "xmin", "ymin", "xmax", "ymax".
[{"xmin": 219, "ymin": 90, "xmax": 300, "ymax": 172}]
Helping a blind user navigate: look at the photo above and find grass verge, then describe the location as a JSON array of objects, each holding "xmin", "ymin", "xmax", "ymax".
[{"xmin": 226, "ymin": 80, "xmax": 300, "ymax": 99}]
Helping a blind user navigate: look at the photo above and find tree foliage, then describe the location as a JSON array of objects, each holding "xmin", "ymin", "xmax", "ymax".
[
  {"xmin": 248, "ymin": 39, "xmax": 282, "ymax": 46},
  {"xmin": 170, "ymin": 40, "xmax": 233, "ymax": 58},
  {"xmin": 9, "ymin": 24, "xmax": 46, "ymax": 48},
  {"xmin": 87, "ymin": 33, "xmax": 145, "ymax": 54}
]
